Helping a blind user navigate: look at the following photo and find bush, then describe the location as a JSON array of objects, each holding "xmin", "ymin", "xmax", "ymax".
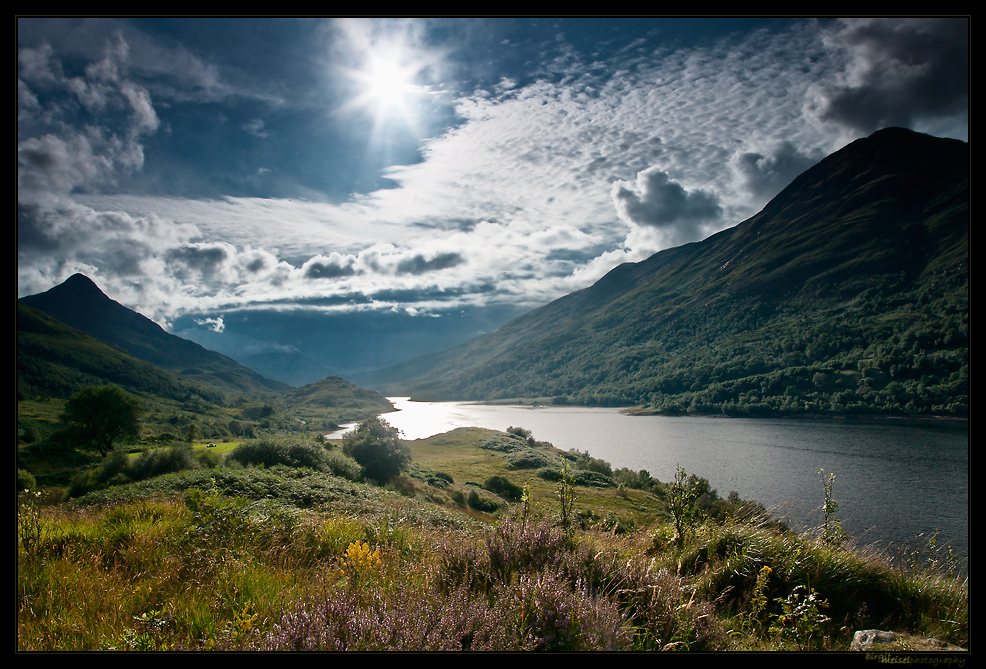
[
  {"xmin": 536, "ymin": 467, "xmax": 613, "ymax": 488},
  {"xmin": 570, "ymin": 449, "xmax": 613, "ymax": 477},
  {"xmin": 17, "ymin": 468, "xmax": 36, "ymax": 491},
  {"xmin": 571, "ymin": 470, "xmax": 616, "ymax": 488},
  {"xmin": 506, "ymin": 449, "xmax": 556, "ymax": 470},
  {"xmin": 613, "ymin": 467, "xmax": 656, "ymax": 491},
  {"xmin": 322, "ymin": 449, "xmax": 362, "ymax": 481},
  {"xmin": 130, "ymin": 444, "xmax": 200, "ymax": 480},
  {"xmin": 342, "ymin": 417, "xmax": 410, "ymax": 484},
  {"xmin": 66, "ymin": 444, "xmax": 206, "ymax": 498},
  {"xmin": 467, "ymin": 489, "xmax": 501, "ymax": 513},
  {"xmin": 229, "ymin": 438, "xmax": 334, "ymax": 472},
  {"xmin": 483, "ymin": 475, "xmax": 524, "ymax": 501}
]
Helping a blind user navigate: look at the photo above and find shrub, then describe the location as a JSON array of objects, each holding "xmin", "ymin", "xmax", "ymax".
[
  {"xmin": 467, "ymin": 489, "xmax": 501, "ymax": 513},
  {"xmin": 506, "ymin": 449, "xmax": 556, "ymax": 469},
  {"xmin": 485, "ymin": 518, "xmax": 567, "ymax": 584},
  {"xmin": 341, "ymin": 417, "xmax": 410, "ymax": 484},
  {"xmin": 508, "ymin": 570, "xmax": 631, "ymax": 651},
  {"xmin": 571, "ymin": 470, "xmax": 616, "ymax": 488},
  {"xmin": 613, "ymin": 467, "xmax": 656, "ymax": 491},
  {"xmin": 322, "ymin": 449, "xmax": 362, "ymax": 481},
  {"xmin": 130, "ymin": 444, "xmax": 200, "ymax": 481},
  {"xmin": 570, "ymin": 449, "xmax": 613, "ymax": 477},
  {"xmin": 482, "ymin": 475, "xmax": 523, "ymax": 501},
  {"xmin": 67, "ymin": 449, "xmax": 134, "ymax": 497},
  {"xmin": 17, "ymin": 468, "xmax": 37, "ymax": 492},
  {"xmin": 535, "ymin": 467, "xmax": 613, "ymax": 488},
  {"xmin": 228, "ymin": 438, "xmax": 333, "ymax": 472}
]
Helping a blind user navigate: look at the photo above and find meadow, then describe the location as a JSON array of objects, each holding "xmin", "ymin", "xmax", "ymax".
[{"xmin": 16, "ymin": 426, "xmax": 968, "ymax": 652}]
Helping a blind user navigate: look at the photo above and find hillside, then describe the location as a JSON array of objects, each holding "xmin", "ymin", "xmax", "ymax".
[
  {"xmin": 17, "ymin": 277, "xmax": 394, "ymax": 443},
  {"xmin": 283, "ymin": 375, "xmax": 395, "ymax": 424},
  {"xmin": 17, "ymin": 426, "xmax": 969, "ymax": 652},
  {"xmin": 17, "ymin": 302, "xmax": 223, "ymax": 407},
  {"xmin": 373, "ymin": 128, "xmax": 969, "ymax": 417},
  {"xmin": 19, "ymin": 273, "xmax": 291, "ymax": 399}
]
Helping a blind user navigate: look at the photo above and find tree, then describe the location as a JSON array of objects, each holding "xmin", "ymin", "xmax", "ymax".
[
  {"xmin": 60, "ymin": 385, "xmax": 143, "ymax": 454},
  {"xmin": 341, "ymin": 416, "xmax": 410, "ymax": 484}
]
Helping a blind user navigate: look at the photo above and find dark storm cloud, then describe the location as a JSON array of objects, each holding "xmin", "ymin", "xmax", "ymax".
[
  {"xmin": 166, "ymin": 243, "xmax": 229, "ymax": 271},
  {"xmin": 396, "ymin": 251, "xmax": 465, "ymax": 275},
  {"xmin": 807, "ymin": 18, "xmax": 969, "ymax": 135},
  {"xmin": 611, "ymin": 166, "xmax": 722, "ymax": 231},
  {"xmin": 304, "ymin": 258, "xmax": 357, "ymax": 279}
]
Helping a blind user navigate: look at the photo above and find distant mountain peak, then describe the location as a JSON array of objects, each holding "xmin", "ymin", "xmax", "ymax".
[
  {"xmin": 20, "ymin": 273, "xmax": 291, "ymax": 396},
  {"xmin": 62, "ymin": 272, "xmax": 100, "ymax": 288},
  {"xmin": 38, "ymin": 272, "xmax": 107, "ymax": 300}
]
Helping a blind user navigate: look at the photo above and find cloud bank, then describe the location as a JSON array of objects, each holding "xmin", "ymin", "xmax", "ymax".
[{"xmin": 18, "ymin": 17, "xmax": 968, "ymax": 332}]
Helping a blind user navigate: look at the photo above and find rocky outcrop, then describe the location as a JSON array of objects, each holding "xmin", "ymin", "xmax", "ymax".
[{"xmin": 851, "ymin": 629, "xmax": 967, "ymax": 652}]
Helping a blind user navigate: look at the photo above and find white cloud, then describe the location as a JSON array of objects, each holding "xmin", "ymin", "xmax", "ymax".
[
  {"xmin": 194, "ymin": 315, "xmax": 225, "ymax": 332},
  {"xmin": 18, "ymin": 18, "xmax": 967, "ymax": 330}
]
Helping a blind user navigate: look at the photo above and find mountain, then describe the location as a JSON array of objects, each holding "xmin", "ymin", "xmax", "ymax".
[
  {"xmin": 20, "ymin": 273, "xmax": 291, "ymax": 399},
  {"xmin": 17, "ymin": 301, "xmax": 223, "ymax": 405},
  {"xmin": 373, "ymin": 128, "xmax": 969, "ymax": 417}
]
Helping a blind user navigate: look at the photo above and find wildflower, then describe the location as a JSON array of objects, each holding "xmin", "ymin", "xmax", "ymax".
[{"xmin": 337, "ymin": 541, "xmax": 382, "ymax": 583}]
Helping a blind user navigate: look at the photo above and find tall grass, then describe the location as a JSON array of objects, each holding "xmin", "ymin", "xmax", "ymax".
[{"xmin": 17, "ymin": 473, "xmax": 968, "ymax": 652}]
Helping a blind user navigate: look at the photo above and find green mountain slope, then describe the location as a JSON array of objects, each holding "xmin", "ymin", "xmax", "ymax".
[
  {"xmin": 284, "ymin": 376, "xmax": 395, "ymax": 418},
  {"xmin": 374, "ymin": 128, "xmax": 968, "ymax": 416},
  {"xmin": 20, "ymin": 273, "xmax": 291, "ymax": 399},
  {"xmin": 18, "ymin": 277, "xmax": 394, "ymax": 425},
  {"xmin": 17, "ymin": 302, "xmax": 222, "ymax": 406}
]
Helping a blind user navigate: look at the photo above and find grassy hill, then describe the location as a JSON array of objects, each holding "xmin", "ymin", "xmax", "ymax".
[
  {"xmin": 17, "ymin": 302, "xmax": 223, "ymax": 407},
  {"xmin": 17, "ymin": 424, "xmax": 968, "ymax": 652},
  {"xmin": 373, "ymin": 128, "xmax": 968, "ymax": 417},
  {"xmin": 282, "ymin": 375, "xmax": 395, "ymax": 425},
  {"xmin": 17, "ymin": 276, "xmax": 395, "ymax": 457}
]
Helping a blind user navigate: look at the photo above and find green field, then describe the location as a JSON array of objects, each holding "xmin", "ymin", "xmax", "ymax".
[{"xmin": 17, "ymin": 422, "xmax": 968, "ymax": 652}]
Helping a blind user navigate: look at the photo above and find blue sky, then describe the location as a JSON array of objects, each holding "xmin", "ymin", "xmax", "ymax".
[{"xmin": 17, "ymin": 17, "xmax": 969, "ymax": 382}]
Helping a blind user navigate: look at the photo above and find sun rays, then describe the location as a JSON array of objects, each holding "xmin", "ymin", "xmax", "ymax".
[{"xmin": 333, "ymin": 19, "xmax": 442, "ymax": 143}]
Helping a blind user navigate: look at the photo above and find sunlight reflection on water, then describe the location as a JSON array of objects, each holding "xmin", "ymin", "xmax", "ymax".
[{"xmin": 326, "ymin": 397, "xmax": 968, "ymax": 561}]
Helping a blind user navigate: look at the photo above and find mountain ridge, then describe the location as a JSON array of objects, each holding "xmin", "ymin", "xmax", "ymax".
[
  {"xmin": 18, "ymin": 277, "xmax": 396, "ymax": 428},
  {"xmin": 371, "ymin": 127, "xmax": 968, "ymax": 416},
  {"xmin": 19, "ymin": 274, "xmax": 292, "ymax": 398}
]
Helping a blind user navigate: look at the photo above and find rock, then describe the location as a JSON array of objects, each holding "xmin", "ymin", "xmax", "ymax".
[
  {"xmin": 851, "ymin": 629, "xmax": 967, "ymax": 652},
  {"xmin": 851, "ymin": 630, "xmax": 897, "ymax": 651}
]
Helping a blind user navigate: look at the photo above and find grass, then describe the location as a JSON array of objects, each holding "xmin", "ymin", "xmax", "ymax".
[{"xmin": 17, "ymin": 427, "xmax": 969, "ymax": 652}]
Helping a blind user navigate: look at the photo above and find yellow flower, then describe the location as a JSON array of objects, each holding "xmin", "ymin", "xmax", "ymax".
[{"xmin": 339, "ymin": 541, "xmax": 381, "ymax": 578}]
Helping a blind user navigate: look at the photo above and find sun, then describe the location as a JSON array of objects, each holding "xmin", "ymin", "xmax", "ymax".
[
  {"xmin": 331, "ymin": 19, "xmax": 444, "ymax": 145},
  {"xmin": 362, "ymin": 55, "xmax": 417, "ymax": 114},
  {"xmin": 343, "ymin": 44, "xmax": 429, "ymax": 133}
]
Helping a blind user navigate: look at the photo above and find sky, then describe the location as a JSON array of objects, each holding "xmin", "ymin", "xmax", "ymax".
[{"xmin": 17, "ymin": 17, "xmax": 970, "ymax": 383}]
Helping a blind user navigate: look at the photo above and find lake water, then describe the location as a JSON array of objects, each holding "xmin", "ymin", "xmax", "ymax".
[{"xmin": 329, "ymin": 398, "xmax": 969, "ymax": 563}]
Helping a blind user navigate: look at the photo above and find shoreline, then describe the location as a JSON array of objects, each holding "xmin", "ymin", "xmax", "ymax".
[{"xmin": 392, "ymin": 396, "xmax": 968, "ymax": 428}]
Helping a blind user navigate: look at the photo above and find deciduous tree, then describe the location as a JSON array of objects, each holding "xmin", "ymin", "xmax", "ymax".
[
  {"xmin": 341, "ymin": 416, "xmax": 410, "ymax": 483},
  {"xmin": 60, "ymin": 385, "xmax": 143, "ymax": 454}
]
